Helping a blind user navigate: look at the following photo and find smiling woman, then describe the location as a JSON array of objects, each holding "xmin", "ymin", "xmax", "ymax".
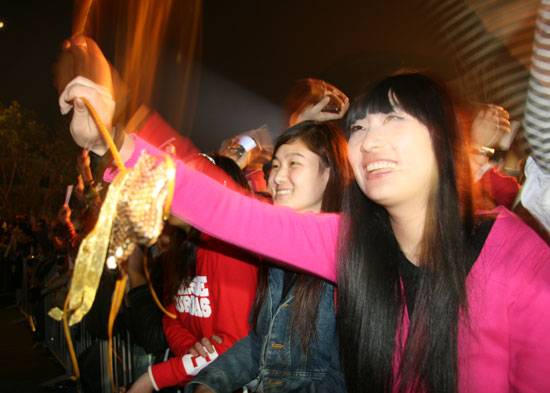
[
  {"xmin": 347, "ymin": 108, "xmax": 437, "ymax": 226},
  {"xmin": 184, "ymin": 120, "xmax": 352, "ymax": 392},
  {"xmin": 268, "ymin": 140, "xmax": 330, "ymax": 213},
  {"xmin": 268, "ymin": 121, "xmax": 349, "ymax": 215},
  {"xmin": 339, "ymin": 73, "xmax": 475, "ymax": 392}
]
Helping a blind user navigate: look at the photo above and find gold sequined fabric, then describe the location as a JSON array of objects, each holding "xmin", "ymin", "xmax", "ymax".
[
  {"xmin": 49, "ymin": 152, "xmax": 175, "ymax": 326},
  {"xmin": 108, "ymin": 152, "xmax": 173, "ymax": 264}
]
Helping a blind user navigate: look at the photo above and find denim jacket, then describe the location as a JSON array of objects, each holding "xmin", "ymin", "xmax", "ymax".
[{"xmin": 185, "ymin": 266, "xmax": 347, "ymax": 392}]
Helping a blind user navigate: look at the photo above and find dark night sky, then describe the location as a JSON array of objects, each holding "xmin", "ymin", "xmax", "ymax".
[
  {"xmin": 0, "ymin": 0, "xmax": 455, "ymax": 151},
  {"xmin": 0, "ymin": 1, "xmax": 73, "ymax": 130}
]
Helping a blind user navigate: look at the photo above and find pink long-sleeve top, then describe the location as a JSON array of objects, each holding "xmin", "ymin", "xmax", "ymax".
[{"xmin": 107, "ymin": 135, "xmax": 550, "ymax": 392}]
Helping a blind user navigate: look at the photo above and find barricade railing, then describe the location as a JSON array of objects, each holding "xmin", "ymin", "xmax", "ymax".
[
  {"xmin": 38, "ymin": 265, "xmax": 152, "ymax": 393},
  {"xmin": 11, "ymin": 250, "xmax": 184, "ymax": 393},
  {"xmin": 0, "ymin": 248, "xmax": 10, "ymax": 295}
]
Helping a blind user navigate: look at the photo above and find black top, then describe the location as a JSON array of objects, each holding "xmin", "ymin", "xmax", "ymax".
[{"xmin": 399, "ymin": 218, "xmax": 496, "ymax": 318}]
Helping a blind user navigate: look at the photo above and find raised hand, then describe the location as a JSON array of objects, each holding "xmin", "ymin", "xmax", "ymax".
[
  {"xmin": 55, "ymin": 36, "xmax": 116, "ymax": 155},
  {"xmin": 294, "ymin": 94, "xmax": 350, "ymax": 125},
  {"xmin": 53, "ymin": 34, "xmax": 113, "ymax": 95},
  {"xmin": 471, "ymin": 104, "xmax": 511, "ymax": 151}
]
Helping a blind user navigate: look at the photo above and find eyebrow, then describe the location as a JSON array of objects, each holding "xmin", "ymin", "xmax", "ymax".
[{"xmin": 273, "ymin": 151, "xmax": 307, "ymax": 161}]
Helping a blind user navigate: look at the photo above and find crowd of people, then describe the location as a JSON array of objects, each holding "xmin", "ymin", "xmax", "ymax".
[
  {"xmin": 2, "ymin": 2, "xmax": 550, "ymax": 393},
  {"xmin": 0, "ymin": 148, "xmax": 101, "ymax": 338}
]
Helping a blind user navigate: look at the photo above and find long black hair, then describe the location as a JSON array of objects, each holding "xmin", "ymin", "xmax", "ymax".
[
  {"xmin": 252, "ymin": 121, "xmax": 352, "ymax": 352},
  {"xmin": 338, "ymin": 73, "xmax": 473, "ymax": 392}
]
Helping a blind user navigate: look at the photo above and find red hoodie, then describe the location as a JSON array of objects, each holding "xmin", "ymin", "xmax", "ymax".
[{"xmin": 149, "ymin": 234, "xmax": 259, "ymax": 389}]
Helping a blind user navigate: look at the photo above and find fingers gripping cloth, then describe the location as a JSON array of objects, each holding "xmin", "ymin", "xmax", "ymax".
[{"xmin": 48, "ymin": 97, "xmax": 175, "ymax": 390}]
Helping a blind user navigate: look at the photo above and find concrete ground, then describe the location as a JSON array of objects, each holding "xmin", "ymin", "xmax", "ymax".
[{"xmin": 0, "ymin": 293, "xmax": 70, "ymax": 393}]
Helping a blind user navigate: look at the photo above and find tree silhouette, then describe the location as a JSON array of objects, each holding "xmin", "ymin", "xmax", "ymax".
[{"xmin": 0, "ymin": 101, "xmax": 79, "ymax": 218}]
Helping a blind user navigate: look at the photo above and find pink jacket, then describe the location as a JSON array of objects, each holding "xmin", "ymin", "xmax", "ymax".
[{"xmin": 113, "ymin": 136, "xmax": 550, "ymax": 392}]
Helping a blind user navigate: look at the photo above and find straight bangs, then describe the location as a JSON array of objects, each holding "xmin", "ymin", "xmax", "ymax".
[
  {"xmin": 275, "ymin": 121, "xmax": 331, "ymax": 169},
  {"xmin": 345, "ymin": 82, "xmax": 395, "ymax": 137},
  {"xmin": 347, "ymin": 74, "xmax": 443, "ymax": 138},
  {"xmin": 274, "ymin": 120, "xmax": 351, "ymax": 213},
  {"xmin": 346, "ymin": 73, "xmax": 473, "ymax": 221}
]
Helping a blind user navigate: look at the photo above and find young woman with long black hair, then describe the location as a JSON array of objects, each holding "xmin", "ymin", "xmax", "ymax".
[
  {"xmin": 62, "ymin": 71, "xmax": 550, "ymax": 393},
  {"xmin": 187, "ymin": 121, "xmax": 350, "ymax": 392}
]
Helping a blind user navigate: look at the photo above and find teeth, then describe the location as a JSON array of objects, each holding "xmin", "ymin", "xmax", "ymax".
[
  {"xmin": 366, "ymin": 161, "xmax": 396, "ymax": 172},
  {"xmin": 277, "ymin": 189, "xmax": 292, "ymax": 195}
]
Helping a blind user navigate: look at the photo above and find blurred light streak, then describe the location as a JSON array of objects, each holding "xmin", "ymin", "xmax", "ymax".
[
  {"xmin": 73, "ymin": 0, "xmax": 203, "ymax": 138},
  {"xmin": 72, "ymin": 0, "xmax": 93, "ymax": 37},
  {"xmin": 415, "ymin": 0, "xmax": 539, "ymax": 162}
]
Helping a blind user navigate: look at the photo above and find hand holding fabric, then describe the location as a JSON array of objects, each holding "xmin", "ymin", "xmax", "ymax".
[
  {"xmin": 59, "ymin": 76, "xmax": 115, "ymax": 155},
  {"xmin": 55, "ymin": 35, "xmax": 116, "ymax": 155}
]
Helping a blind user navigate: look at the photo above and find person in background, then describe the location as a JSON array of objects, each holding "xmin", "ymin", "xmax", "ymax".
[
  {"xmin": 519, "ymin": 0, "xmax": 550, "ymax": 239},
  {"xmin": 468, "ymin": 103, "xmax": 521, "ymax": 210},
  {"xmin": 218, "ymin": 126, "xmax": 274, "ymax": 194},
  {"xmin": 128, "ymin": 153, "xmax": 260, "ymax": 393}
]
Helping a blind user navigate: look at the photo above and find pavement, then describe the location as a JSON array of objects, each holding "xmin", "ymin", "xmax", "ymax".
[{"xmin": 0, "ymin": 292, "xmax": 71, "ymax": 393}]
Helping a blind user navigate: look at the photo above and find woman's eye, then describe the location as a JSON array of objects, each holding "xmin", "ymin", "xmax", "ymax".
[
  {"xmin": 384, "ymin": 114, "xmax": 402, "ymax": 124},
  {"xmin": 289, "ymin": 161, "xmax": 299, "ymax": 167},
  {"xmin": 271, "ymin": 162, "xmax": 279, "ymax": 169},
  {"xmin": 350, "ymin": 124, "xmax": 365, "ymax": 133}
]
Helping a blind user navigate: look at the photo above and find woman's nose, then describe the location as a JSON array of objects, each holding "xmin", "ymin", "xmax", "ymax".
[
  {"xmin": 360, "ymin": 130, "xmax": 385, "ymax": 152},
  {"xmin": 272, "ymin": 166, "xmax": 286, "ymax": 185}
]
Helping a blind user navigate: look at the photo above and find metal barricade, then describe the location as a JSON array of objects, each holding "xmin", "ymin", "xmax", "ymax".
[{"xmin": 40, "ymin": 265, "xmax": 151, "ymax": 393}]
